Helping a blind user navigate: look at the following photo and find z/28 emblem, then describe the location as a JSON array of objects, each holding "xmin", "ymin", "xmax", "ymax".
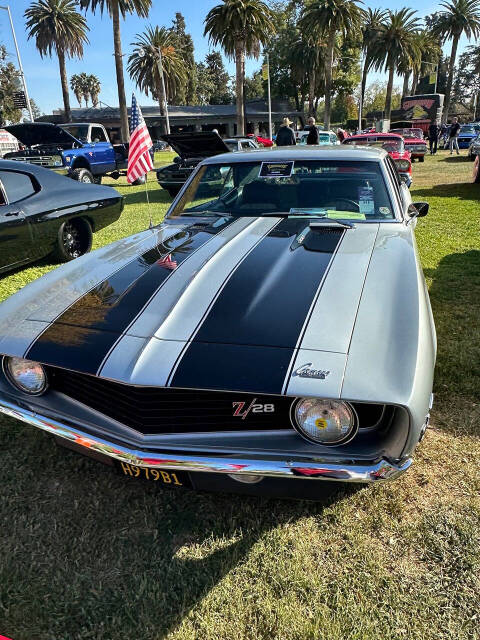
[{"xmin": 233, "ymin": 399, "xmax": 275, "ymax": 419}]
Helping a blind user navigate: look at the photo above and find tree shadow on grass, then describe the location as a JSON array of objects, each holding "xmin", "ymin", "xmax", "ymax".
[
  {"xmin": 440, "ymin": 154, "xmax": 473, "ymax": 163},
  {"xmin": 424, "ymin": 250, "xmax": 480, "ymax": 436},
  {"xmin": 0, "ymin": 421, "xmax": 358, "ymax": 640},
  {"xmin": 123, "ymin": 187, "xmax": 173, "ymax": 207},
  {"xmin": 412, "ymin": 180, "xmax": 478, "ymax": 201}
]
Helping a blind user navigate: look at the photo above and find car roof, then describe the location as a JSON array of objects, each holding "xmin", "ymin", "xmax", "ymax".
[{"xmin": 201, "ymin": 145, "xmax": 387, "ymax": 165}]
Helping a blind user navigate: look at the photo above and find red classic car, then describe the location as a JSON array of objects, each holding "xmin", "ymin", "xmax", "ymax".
[
  {"xmin": 247, "ymin": 133, "xmax": 274, "ymax": 147},
  {"xmin": 389, "ymin": 128, "xmax": 427, "ymax": 162},
  {"xmin": 342, "ymin": 133, "xmax": 413, "ymax": 187}
]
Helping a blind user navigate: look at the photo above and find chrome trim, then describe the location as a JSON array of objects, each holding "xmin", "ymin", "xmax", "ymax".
[{"xmin": 0, "ymin": 396, "xmax": 412, "ymax": 483}]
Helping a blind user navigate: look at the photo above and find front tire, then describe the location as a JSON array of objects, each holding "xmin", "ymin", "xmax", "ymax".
[
  {"xmin": 419, "ymin": 156, "xmax": 425, "ymax": 163},
  {"xmin": 52, "ymin": 218, "xmax": 93, "ymax": 262},
  {"xmin": 71, "ymin": 168, "xmax": 94, "ymax": 184}
]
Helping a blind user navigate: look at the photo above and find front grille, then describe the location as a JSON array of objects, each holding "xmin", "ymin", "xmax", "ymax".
[
  {"xmin": 50, "ymin": 369, "xmax": 294, "ymax": 435},
  {"xmin": 49, "ymin": 369, "xmax": 389, "ymax": 436},
  {"xmin": 12, "ymin": 156, "xmax": 55, "ymax": 166}
]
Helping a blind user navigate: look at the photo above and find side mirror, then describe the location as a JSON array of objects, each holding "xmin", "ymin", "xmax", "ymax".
[{"xmin": 409, "ymin": 202, "xmax": 429, "ymax": 218}]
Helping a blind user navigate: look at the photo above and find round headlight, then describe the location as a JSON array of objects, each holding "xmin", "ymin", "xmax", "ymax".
[
  {"xmin": 292, "ymin": 398, "xmax": 357, "ymax": 446},
  {"xmin": 3, "ymin": 357, "xmax": 47, "ymax": 395},
  {"xmin": 396, "ymin": 160, "xmax": 410, "ymax": 171}
]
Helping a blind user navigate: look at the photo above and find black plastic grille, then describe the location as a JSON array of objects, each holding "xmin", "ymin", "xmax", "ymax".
[{"xmin": 50, "ymin": 369, "xmax": 294, "ymax": 435}]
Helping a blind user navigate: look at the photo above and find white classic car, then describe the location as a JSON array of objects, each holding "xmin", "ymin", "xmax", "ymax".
[{"xmin": 0, "ymin": 146, "xmax": 436, "ymax": 499}]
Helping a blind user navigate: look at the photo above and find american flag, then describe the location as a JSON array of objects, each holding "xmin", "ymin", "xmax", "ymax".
[
  {"xmin": 156, "ymin": 254, "xmax": 178, "ymax": 270},
  {"xmin": 127, "ymin": 94, "xmax": 154, "ymax": 183}
]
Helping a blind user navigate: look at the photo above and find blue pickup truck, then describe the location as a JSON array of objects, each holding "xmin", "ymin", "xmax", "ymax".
[{"xmin": 3, "ymin": 122, "xmax": 133, "ymax": 184}]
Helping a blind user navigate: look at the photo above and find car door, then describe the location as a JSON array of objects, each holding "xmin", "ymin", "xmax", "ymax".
[
  {"xmin": 0, "ymin": 169, "xmax": 36, "ymax": 271},
  {"xmin": 90, "ymin": 126, "xmax": 116, "ymax": 173}
]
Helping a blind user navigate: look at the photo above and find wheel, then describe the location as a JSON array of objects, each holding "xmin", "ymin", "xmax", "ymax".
[
  {"xmin": 473, "ymin": 157, "xmax": 480, "ymax": 183},
  {"xmin": 92, "ymin": 175, "xmax": 102, "ymax": 184},
  {"xmin": 52, "ymin": 218, "xmax": 93, "ymax": 262},
  {"xmin": 419, "ymin": 156, "xmax": 425, "ymax": 162},
  {"xmin": 71, "ymin": 168, "xmax": 95, "ymax": 183},
  {"xmin": 469, "ymin": 152, "xmax": 475, "ymax": 161}
]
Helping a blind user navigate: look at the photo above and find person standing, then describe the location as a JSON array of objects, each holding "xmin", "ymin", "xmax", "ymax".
[
  {"xmin": 306, "ymin": 116, "xmax": 319, "ymax": 144},
  {"xmin": 276, "ymin": 117, "xmax": 297, "ymax": 146},
  {"xmin": 449, "ymin": 117, "xmax": 461, "ymax": 155},
  {"xmin": 428, "ymin": 121, "xmax": 439, "ymax": 155}
]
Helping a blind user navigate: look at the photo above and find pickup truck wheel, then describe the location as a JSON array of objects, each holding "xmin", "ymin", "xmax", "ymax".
[
  {"xmin": 71, "ymin": 168, "xmax": 94, "ymax": 184},
  {"xmin": 52, "ymin": 218, "xmax": 93, "ymax": 262},
  {"xmin": 419, "ymin": 156, "xmax": 425, "ymax": 162}
]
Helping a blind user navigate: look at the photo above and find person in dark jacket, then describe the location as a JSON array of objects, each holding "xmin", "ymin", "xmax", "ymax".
[
  {"xmin": 428, "ymin": 121, "xmax": 439, "ymax": 155},
  {"xmin": 276, "ymin": 118, "xmax": 297, "ymax": 146},
  {"xmin": 306, "ymin": 116, "xmax": 319, "ymax": 144}
]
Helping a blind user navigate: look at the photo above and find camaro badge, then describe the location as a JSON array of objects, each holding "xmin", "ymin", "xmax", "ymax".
[{"xmin": 293, "ymin": 364, "xmax": 330, "ymax": 380}]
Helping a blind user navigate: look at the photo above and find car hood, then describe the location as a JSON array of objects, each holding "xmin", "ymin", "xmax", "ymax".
[
  {"xmin": 160, "ymin": 132, "xmax": 231, "ymax": 158},
  {"xmin": 0, "ymin": 218, "xmax": 425, "ymax": 400},
  {"xmin": 4, "ymin": 123, "xmax": 81, "ymax": 147}
]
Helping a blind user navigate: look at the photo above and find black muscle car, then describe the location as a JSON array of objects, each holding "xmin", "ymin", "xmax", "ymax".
[{"xmin": 0, "ymin": 159, "xmax": 124, "ymax": 274}]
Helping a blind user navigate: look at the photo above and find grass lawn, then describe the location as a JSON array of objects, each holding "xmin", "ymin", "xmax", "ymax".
[{"xmin": 0, "ymin": 151, "xmax": 479, "ymax": 640}]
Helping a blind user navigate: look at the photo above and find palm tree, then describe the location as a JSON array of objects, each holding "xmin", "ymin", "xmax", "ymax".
[
  {"xmin": 408, "ymin": 31, "xmax": 442, "ymax": 95},
  {"xmin": 300, "ymin": 0, "xmax": 365, "ymax": 131},
  {"xmin": 24, "ymin": 0, "xmax": 89, "ymax": 122},
  {"xmin": 128, "ymin": 26, "xmax": 186, "ymax": 134},
  {"xmin": 88, "ymin": 74, "xmax": 101, "ymax": 107},
  {"xmin": 204, "ymin": 0, "xmax": 276, "ymax": 135},
  {"xmin": 70, "ymin": 73, "xmax": 84, "ymax": 107},
  {"xmin": 433, "ymin": 0, "xmax": 480, "ymax": 122},
  {"xmin": 372, "ymin": 9, "xmax": 421, "ymax": 122},
  {"xmin": 360, "ymin": 9, "xmax": 387, "ymax": 110},
  {"xmin": 79, "ymin": 0, "xmax": 152, "ymax": 141}
]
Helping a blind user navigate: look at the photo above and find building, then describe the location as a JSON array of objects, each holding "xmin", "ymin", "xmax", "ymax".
[{"xmin": 40, "ymin": 100, "xmax": 304, "ymax": 141}]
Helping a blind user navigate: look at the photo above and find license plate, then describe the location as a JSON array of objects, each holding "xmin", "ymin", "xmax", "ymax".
[{"xmin": 117, "ymin": 461, "xmax": 191, "ymax": 488}]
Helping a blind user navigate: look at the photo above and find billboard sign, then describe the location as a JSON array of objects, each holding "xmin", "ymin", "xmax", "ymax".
[{"xmin": 400, "ymin": 94, "xmax": 444, "ymax": 123}]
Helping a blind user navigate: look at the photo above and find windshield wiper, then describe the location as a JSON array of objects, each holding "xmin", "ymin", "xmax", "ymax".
[
  {"xmin": 179, "ymin": 211, "xmax": 230, "ymax": 217},
  {"xmin": 309, "ymin": 219, "xmax": 355, "ymax": 229}
]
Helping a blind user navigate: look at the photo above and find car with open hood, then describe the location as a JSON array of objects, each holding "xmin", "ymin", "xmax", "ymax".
[
  {"xmin": 0, "ymin": 159, "xmax": 123, "ymax": 274},
  {"xmin": 342, "ymin": 133, "xmax": 413, "ymax": 187},
  {"xmin": 389, "ymin": 128, "xmax": 427, "ymax": 161},
  {"xmin": 156, "ymin": 132, "xmax": 233, "ymax": 197},
  {"xmin": 0, "ymin": 146, "xmax": 435, "ymax": 499}
]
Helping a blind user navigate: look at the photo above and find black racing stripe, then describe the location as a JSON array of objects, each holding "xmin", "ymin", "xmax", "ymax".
[
  {"xmin": 26, "ymin": 219, "xmax": 233, "ymax": 374},
  {"xmin": 171, "ymin": 219, "xmax": 343, "ymax": 393}
]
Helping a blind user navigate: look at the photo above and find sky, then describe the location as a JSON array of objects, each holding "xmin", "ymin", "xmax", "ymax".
[{"xmin": 0, "ymin": 0, "xmax": 474, "ymax": 116}]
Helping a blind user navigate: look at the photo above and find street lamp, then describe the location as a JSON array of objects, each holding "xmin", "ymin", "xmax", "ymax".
[{"xmin": 0, "ymin": 4, "xmax": 34, "ymax": 122}]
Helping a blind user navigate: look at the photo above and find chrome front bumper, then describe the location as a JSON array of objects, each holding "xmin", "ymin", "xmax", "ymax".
[{"xmin": 0, "ymin": 397, "xmax": 412, "ymax": 484}]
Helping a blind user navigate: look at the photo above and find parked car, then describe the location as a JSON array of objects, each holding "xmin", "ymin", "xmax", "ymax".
[
  {"xmin": 0, "ymin": 159, "xmax": 123, "ymax": 274},
  {"xmin": 4, "ymin": 122, "xmax": 132, "ymax": 184},
  {"xmin": 389, "ymin": 128, "xmax": 427, "ymax": 162},
  {"xmin": 297, "ymin": 129, "xmax": 339, "ymax": 145},
  {"xmin": 456, "ymin": 124, "xmax": 479, "ymax": 149},
  {"xmin": 468, "ymin": 134, "xmax": 480, "ymax": 161},
  {"xmin": 156, "ymin": 132, "xmax": 257, "ymax": 197},
  {"xmin": 153, "ymin": 140, "xmax": 168, "ymax": 152},
  {"xmin": 247, "ymin": 133, "xmax": 274, "ymax": 147},
  {"xmin": 0, "ymin": 146, "xmax": 435, "ymax": 499},
  {"xmin": 342, "ymin": 133, "xmax": 413, "ymax": 187}
]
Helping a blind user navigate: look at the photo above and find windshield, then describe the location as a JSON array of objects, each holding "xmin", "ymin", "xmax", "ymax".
[
  {"xmin": 62, "ymin": 125, "xmax": 89, "ymax": 142},
  {"xmin": 168, "ymin": 160, "xmax": 396, "ymax": 221},
  {"xmin": 460, "ymin": 125, "xmax": 476, "ymax": 133},
  {"xmin": 391, "ymin": 128, "xmax": 423, "ymax": 139},
  {"xmin": 343, "ymin": 137, "xmax": 404, "ymax": 153}
]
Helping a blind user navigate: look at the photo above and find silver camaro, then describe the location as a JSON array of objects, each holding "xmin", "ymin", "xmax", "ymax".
[{"xmin": 0, "ymin": 146, "xmax": 436, "ymax": 499}]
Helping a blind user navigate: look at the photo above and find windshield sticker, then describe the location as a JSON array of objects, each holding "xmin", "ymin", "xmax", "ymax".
[
  {"xmin": 327, "ymin": 211, "xmax": 366, "ymax": 220},
  {"xmin": 359, "ymin": 186, "xmax": 375, "ymax": 215},
  {"xmin": 259, "ymin": 161, "xmax": 294, "ymax": 178},
  {"xmin": 379, "ymin": 207, "xmax": 391, "ymax": 216}
]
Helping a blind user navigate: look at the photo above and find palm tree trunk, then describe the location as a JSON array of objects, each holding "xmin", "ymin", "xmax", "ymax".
[
  {"xmin": 112, "ymin": 1, "xmax": 129, "ymax": 141},
  {"xmin": 308, "ymin": 69, "xmax": 316, "ymax": 116},
  {"xmin": 384, "ymin": 63, "xmax": 395, "ymax": 122},
  {"xmin": 57, "ymin": 47, "xmax": 71, "ymax": 122},
  {"xmin": 156, "ymin": 75, "xmax": 167, "ymax": 135},
  {"xmin": 324, "ymin": 28, "xmax": 336, "ymax": 130},
  {"xmin": 410, "ymin": 71, "xmax": 418, "ymax": 95},
  {"xmin": 402, "ymin": 71, "xmax": 410, "ymax": 97},
  {"xmin": 235, "ymin": 39, "xmax": 245, "ymax": 135},
  {"xmin": 443, "ymin": 34, "xmax": 459, "ymax": 123},
  {"xmin": 360, "ymin": 57, "xmax": 369, "ymax": 119}
]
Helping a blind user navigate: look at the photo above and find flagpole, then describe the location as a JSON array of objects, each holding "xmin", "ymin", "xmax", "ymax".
[{"xmin": 267, "ymin": 53, "xmax": 272, "ymax": 141}]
